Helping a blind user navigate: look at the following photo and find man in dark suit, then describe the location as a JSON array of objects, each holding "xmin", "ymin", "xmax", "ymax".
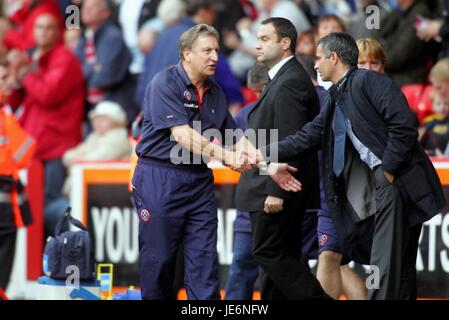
[
  {"xmin": 235, "ymin": 17, "xmax": 330, "ymax": 300},
  {"xmin": 261, "ymin": 32, "xmax": 446, "ymax": 300}
]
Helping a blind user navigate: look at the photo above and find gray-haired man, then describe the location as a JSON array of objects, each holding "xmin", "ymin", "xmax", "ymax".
[{"xmin": 262, "ymin": 32, "xmax": 445, "ymax": 299}]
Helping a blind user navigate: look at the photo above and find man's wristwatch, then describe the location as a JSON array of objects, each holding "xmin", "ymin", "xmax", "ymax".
[{"xmin": 257, "ymin": 160, "xmax": 270, "ymax": 173}]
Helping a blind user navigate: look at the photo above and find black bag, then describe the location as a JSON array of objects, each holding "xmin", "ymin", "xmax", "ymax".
[{"xmin": 43, "ymin": 207, "xmax": 96, "ymax": 280}]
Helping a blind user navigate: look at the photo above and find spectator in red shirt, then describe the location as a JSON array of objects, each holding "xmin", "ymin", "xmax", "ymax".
[
  {"xmin": 0, "ymin": 0, "xmax": 64, "ymax": 50},
  {"xmin": 8, "ymin": 13, "xmax": 84, "ymax": 237}
]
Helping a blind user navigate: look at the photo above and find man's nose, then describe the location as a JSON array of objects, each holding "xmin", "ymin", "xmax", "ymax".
[{"xmin": 210, "ymin": 51, "xmax": 218, "ymax": 62}]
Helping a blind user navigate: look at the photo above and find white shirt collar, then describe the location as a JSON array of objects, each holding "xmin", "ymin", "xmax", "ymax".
[{"xmin": 268, "ymin": 55, "xmax": 294, "ymax": 80}]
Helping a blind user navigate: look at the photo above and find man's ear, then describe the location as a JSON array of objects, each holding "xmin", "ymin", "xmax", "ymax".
[
  {"xmin": 281, "ymin": 37, "xmax": 291, "ymax": 51},
  {"xmin": 183, "ymin": 49, "xmax": 191, "ymax": 63},
  {"xmin": 331, "ymin": 52, "xmax": 338, "ymax": 65}
]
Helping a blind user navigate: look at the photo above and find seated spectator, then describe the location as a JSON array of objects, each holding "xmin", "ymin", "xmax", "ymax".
[
  {"xmin": 45, "ymin": 101, "xmax": 132, "ymax": 235},
  {"xmin": 75, "ymin": 0, "xmax": 139, "ymax": 124},
  {"xmin": 63, "ymin": 100, "xmax": 132, "ymax": 189},
  {"xmin": 406, "ymin": 57, "xmax": 449, "ymax": 125},
  {"xmin": 420, "ymin": 91, "xmax": 449, "ymax": 156},
  {"xmin": 429, "ymin": 57, "xmax": 449, "ymax": 102},
  {"xmin": 356, "ymin": 37, "xmax": 386, "ymax": 73}
]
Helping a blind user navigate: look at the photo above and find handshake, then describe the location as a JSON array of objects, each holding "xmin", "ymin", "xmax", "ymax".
[
  {"xmin": 222, "ymin": 139, "xmax": 302, "ymax": 192},
  {"xmin": 223, "ymin": 147, "xmax": 262, "ymax": 173}
]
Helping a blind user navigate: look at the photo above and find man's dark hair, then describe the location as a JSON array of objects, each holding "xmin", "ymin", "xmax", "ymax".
[
  {"xmin": 261, "ymin": 17, "xmax": 297, "ymax": 54},
  {"xmin": 247, "ymin": 62, "xmax": 269, "ymax": 87},
  {"xmin": 317, "ymin": 32, "xmax": 358, "ymax": 67},
  {"xmin": 296, "ymin": 53, "xmax": 316, "ymax": 81}
]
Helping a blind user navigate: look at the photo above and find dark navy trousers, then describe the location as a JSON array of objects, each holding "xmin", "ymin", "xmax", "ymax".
[
  {"xmin": 224, "ymin": 231, "xmax": 258, "ymax": 300},
  {"xmin": 132, "ymin": 159, "xmax": 220, "ymax": 300}
]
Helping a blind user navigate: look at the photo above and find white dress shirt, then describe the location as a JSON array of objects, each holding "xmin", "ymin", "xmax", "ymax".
[{"xmin": 268, "ymin": 55, "xmax": 294, "ymax": 80}]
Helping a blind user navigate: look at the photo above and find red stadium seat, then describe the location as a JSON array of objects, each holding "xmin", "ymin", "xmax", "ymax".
[
  {"xmin": 401, "ymin": 84, "xmax": 434, "ymax": 125},
  {"xmin": 0, "ymin": 288, "xmax": 8, "ymax": 300}
]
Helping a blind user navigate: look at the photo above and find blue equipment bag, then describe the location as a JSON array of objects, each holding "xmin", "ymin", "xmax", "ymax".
[{"xmin": 43, "ymin": 207, "xmax": 95, "ymax": 280}]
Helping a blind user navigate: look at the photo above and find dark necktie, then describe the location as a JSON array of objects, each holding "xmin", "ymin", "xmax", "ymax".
[{"xmin": 333, "ymin": 105, "xmax": 347, "ymax": 177}]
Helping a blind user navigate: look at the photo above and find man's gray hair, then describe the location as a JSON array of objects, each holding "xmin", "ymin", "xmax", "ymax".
[
  {"xmin": 247, "ymin": 62, "xmax": 269, "ymax": 87},
  {"xmin": 317, "ymin": 32, "xmax": 358, "ymax": 67},
  {"xmin": 179, "ymin": 24, "xmax": 219, "ymax": 60}
]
